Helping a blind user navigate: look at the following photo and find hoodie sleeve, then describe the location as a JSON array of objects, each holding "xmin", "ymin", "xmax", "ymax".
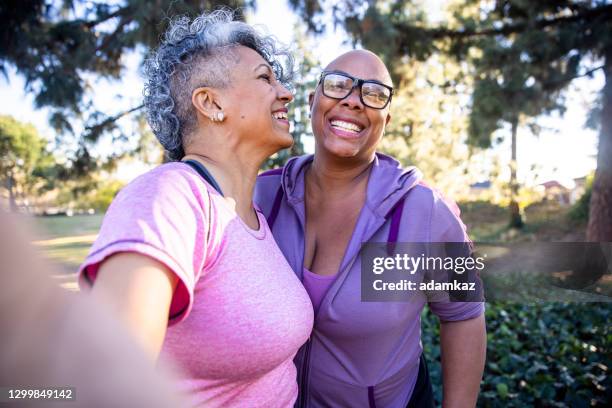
[{"xmin": 426, "ymin": 191, "xmax": 485, "ymax": 322}]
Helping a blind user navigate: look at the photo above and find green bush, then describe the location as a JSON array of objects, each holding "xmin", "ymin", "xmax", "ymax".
[
  {"xmin": 74, "ymin": 180, "xmax": 125, "ymax": 212},
  {"xmin": 422, "ymin": 302, "xmax": 611, "ymax": 407},
  {"xmin": 569, "ymin": 176, "xmax": 594, "ymax": 222}
]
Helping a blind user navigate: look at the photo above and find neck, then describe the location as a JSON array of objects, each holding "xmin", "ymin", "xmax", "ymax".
[
  {"xmin": 308, "ymin": 151, "xmax": 375, "ymax": 195},
  {"xmin": 183, "ymin": 143, "xmax": 264, "ymax": 218}
]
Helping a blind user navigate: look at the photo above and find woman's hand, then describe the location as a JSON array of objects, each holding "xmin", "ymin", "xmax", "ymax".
[{"xmin": 92, "ymin": 253, "xmax": 179, "ymax": 359}]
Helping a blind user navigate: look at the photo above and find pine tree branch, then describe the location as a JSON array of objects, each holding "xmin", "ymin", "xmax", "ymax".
[
  {"xmin": 95, "ymin": 16, "xmax": 135, "ymax": 53},
  {"xmin": 573, "ymin": 65, "xmax": 605, "ymax": 80},
  {"xmin": 542, "ymin": 65, "xmax": 605, "ymax": 90},
  {"xmin": 84, "ymin": 104, "xmax": 144, "ymax": 137},
  {"xmin": 83, "ymin": 5, "xmax": 133, "ymax": 29},
  {"xmin": 397, "ymin": 3, "xmax": 612, "ymax": 40}
]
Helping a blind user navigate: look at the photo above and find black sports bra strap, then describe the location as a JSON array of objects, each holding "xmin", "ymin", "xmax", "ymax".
[{"xmin": 183, "ymin": 159, "xmax": 224, "ymax": 196}]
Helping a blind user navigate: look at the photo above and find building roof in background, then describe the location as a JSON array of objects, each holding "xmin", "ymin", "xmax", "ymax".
[
  {"xmin": 470, "ymin": 181, "xmax": 492, "ymax": 189},
  {"xmin": 540, "ymin": 180, "xmax": 570, "ymax": 190}
]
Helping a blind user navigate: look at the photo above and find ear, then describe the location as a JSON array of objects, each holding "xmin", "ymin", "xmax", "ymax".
[
  {"xmin": 308, "ymin": 92, "xmax": 315, "ymax": 110},
  {"xmin": 385, "ymin": 112, "xmax": 391, "ymax": 126},
  {"xmin": 192, "ymin": 87, "xmax": 222, "ymax": 121}
]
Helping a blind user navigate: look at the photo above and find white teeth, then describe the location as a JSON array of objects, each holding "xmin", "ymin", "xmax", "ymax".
[
  {"xmin": 272, "ymin": 112, "xmax": 288, "ymax": 120},
  {"xmin": 330, "ymin": 120, "xmax": 363, "ymax": 133}
]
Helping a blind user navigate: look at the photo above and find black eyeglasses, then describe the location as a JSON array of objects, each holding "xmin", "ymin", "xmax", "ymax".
[{"xmin": 318, "ymin": 71, "xmax": 394, "ymax": 109}]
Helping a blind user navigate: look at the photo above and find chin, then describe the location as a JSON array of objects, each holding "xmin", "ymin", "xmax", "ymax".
[
  {"xmin": 323, "ymin": 139, "xmax": 361, "ymax": 159},
  {"xmin": 271, "ymin": 133, "xmax": 294, "ymax": 151}
]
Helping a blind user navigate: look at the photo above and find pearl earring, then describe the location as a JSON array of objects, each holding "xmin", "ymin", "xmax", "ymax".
[{"xmin": 210, "ymin": 112, "xmax": 224, "ymax": 122}]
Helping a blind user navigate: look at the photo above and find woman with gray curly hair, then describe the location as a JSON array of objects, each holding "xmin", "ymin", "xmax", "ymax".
[{"xmin": 78, "ymin": 10, "xmax": 314, "ymax": 407}]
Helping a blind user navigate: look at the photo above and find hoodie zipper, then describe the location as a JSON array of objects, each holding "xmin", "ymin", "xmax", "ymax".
[
  {"xmin": 281, "ymin": 156, "xmax": 414, "ymax": 408},
  {"xmin": 298, "ymin": 336, "xmax": 312, "ymax": 408},
  {"xmin": 287, "ymin": 159, "xmax": 389, "ymax": 408}
]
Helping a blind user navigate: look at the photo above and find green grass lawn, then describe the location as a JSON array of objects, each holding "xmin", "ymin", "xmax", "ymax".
[
  {"xmin": 32, "ymin": 214, "xmax": 104, "ymax": 240},
  {"xmin": 29, "ymin": 214, "xmax": 103, "ymax": 284}
]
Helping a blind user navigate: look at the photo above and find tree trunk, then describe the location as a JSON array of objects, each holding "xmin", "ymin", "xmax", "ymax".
[
  {"xmin": 7, "ymin": 168, "xmax": 17, "ymax": 212},
  {"xmin": 509, "ymin": 117, "xmax": 523, "ymax": 228},
  {"xmin": 587, "ymin": 52, "xmax": 612, "ymax": 241}
]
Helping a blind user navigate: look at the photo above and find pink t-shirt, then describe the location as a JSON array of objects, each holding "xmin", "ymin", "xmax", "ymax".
[{"xmin": 79, "ymin": 162, "xmax": 314, "ymax": 407}]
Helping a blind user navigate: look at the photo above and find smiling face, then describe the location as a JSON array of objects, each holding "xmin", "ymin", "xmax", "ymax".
[
  {"xmin": 220, "ymin": 46, "xmax": 294, "ymax": 153},
  {"xmin": 310, "ymin": 50, "xmax": 392, "ymax": 161}
]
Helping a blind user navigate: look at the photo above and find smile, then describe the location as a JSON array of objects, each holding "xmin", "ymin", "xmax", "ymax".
[
  {"xmin": 272, "ymin": 111, "xmax": 288, "ymax": 120},
  {"xmin": 330, "ymin": 119, "xmax": 363, "ymax": 133}
]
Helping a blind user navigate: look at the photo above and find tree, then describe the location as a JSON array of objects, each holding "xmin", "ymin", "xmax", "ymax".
[
  {"xmin": 0, "ymin": 0, "xmax": 254, "ymax": 171},
  {"xmin": 0, "ymin": 115, "xmax": 55, "ymax": 211},
  {"xmin": 263, "ymin": 24, "xmax": 320, "ymax": 169},
  {"xmin": 382, "ymin": 51, "xmax": 483, "ymax": 199},
  {"xmin": 290, "ymin": 0, "xmax": 612, "ymax": 240},
  {"xmin": 465, "ymin": 34, "xmax": 564, "ymax": 227},
  {"xmin": 459, "ymin": 1, "xmax": 610, "ymax": 231}
]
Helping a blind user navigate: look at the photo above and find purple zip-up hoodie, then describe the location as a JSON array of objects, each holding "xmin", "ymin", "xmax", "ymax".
[{"xmin": 254, "ymin": 153, "xmax": 484, "ymax": 408}]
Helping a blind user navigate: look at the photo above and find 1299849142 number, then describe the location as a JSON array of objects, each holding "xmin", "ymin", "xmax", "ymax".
[{"xmin": 0, "ymin": 387, "xmax": 75, "ymax": 402}]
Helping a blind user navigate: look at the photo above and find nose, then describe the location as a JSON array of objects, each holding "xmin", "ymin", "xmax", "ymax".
[
  {"xmin": 278, "ymin": 83, "xmax": 294, "ymax": 104},
  {"xmin": 341, "ymin": 87, "xmax": 363, "ymax": 110}
]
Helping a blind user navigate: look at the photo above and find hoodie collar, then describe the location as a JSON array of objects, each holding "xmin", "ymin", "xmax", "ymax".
[{"xmin": 281, "ymin": 152, "xmax": 422, "ymax": 217}]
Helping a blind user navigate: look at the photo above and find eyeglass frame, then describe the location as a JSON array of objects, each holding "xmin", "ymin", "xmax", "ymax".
[{"xmin": 317, "ymin": 70, "xmax": 395, "ymax": 109}]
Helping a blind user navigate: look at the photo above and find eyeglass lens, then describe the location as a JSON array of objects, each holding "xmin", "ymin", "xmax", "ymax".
[{"xmin": 322, "ymin": 73, "xmax": 391, "ymax": 109}]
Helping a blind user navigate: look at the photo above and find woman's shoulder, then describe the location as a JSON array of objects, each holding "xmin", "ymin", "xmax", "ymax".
[
  {"xmin": 108, "ymin": 162, "xmax": 213, "ymax": 216},
  {"xmin": 397, "ymin": 180, "xmax": 467, "ymax": 241},
  {"xmin": 129, "ymin": 161, "xmax": 201, "ymax": 185},
  {"xmin": 120, "ymin": 162, "xmax": 208, "ymax": 196},
  {"xmin": 404, "ymin": 180, "xmax": 462, "ymax": 219}
]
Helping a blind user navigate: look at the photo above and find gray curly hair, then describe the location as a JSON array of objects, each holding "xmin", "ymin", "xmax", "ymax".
[{"xmin": 143, "ymin": 9, "xmax": 294, "ymax": 161}]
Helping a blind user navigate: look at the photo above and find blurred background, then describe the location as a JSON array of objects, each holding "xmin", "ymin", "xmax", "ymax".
[{"xmin": 0, "ymin": 0, "xmax": 610, "ymax": 406}]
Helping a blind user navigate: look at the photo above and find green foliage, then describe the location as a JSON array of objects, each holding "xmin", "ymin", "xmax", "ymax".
[
  {"xmin": 0, "ymin": 115, "xmax": 47, "ymax": 171},
  {"xmin": 0, "ymin": 0, "xmax": 256, "ymax": 168},
  {"xmin": 422, "ymin": 302, "xmax": 611, "ymax": 406},
  {"xmin": 53, "ymin": 177, "xmax": 124, "ymax": 212},
  {"xmin": 81, "ymin": 179, "xmax": 124, "ymax": 211},
  {"xmin": 0, "ymin": 114, "xmax": 56, "ymax": 207},
  {"xmin": 461, "ymin": 1, "xmax": 606, "ymax": 148},
  {"xmin": 262, "ymin": 24, "xmax": 319, "ymax": 169},
  {"xmin": 0, "ymin": 0, "xmax": 253, "ymax": 112},
  {"xmin": 569, "ymin": 174, "xmax": 594, "ymax": 222},
  {"xmin": 288, "ymin": 0, "xmax": 436, "ymax": 62},
  {"xmin": 291, "ymin": 0, "xmax": 612, "ymax": 239},
  {"xmin": 382, "ymin": 50, "xmax": 481, "ymax": 198}
]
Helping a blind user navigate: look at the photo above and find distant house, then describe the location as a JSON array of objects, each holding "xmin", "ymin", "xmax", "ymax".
[
  {"xmin": 470, "ymin": 181, "xmax": 491, "ymax": 190},
  {"xmin": 539, "ymin": 180, "xmax": 571, "ymax": 205},
  {"xmin": 469, "ymin": 180, "xmax": 491, "ymax": 200},
  {"xmin": 570, "ymin": 176, "xmax": 588, "ymax": 205}
]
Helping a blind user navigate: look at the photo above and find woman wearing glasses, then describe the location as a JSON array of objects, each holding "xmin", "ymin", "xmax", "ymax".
[
  {"xmin": 78, "ymin": 11, "xmax": 313, "ymax": 407},
  {"xmin": 255, "ymin": 50, "xmax": 486, "ymax": 407}
]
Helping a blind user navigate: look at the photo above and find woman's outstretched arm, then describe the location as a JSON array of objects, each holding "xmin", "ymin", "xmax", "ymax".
[{"xmin": 92, "ymin": 252, "xmax": 178, "ymax": 359}]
